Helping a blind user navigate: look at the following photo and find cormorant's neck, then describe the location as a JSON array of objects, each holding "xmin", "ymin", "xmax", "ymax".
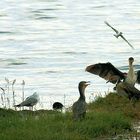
[
  {"xmin": 128, "ymin": 62, "xmax": 134, "ymax": 73},
  {"xmin": 78, "ymin": 86, "xmax": 86, "ymax": 100},
  {"xmin": 129, "ymin": 61, "xmax": 133, "ymax": 68}
]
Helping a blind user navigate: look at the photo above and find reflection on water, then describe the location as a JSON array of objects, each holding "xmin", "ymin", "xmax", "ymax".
[{"xmin": 0, "ymin": 0, "xmax": 140, "ymax": 109}]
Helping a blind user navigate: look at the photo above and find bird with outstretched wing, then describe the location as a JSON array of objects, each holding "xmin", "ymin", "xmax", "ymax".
[
  {"xmin": 85, "ymin": 62, "xmax": 140, "ymax": 85},
  {"xmin": 86, "ymin": 59, "xmax": 140, "ymax": 102},
  {"xmin": 104, "ymin": 21, "xmax": 134, "ymax": 49},
  {"xmin": 86, "ymin": 62, "xmax": 125, "ymax": 84}
]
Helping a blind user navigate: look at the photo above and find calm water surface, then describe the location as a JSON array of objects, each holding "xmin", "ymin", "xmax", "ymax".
[{"xmin": 0, "ymin": 0, "xmax": 140, "ymax": 109}]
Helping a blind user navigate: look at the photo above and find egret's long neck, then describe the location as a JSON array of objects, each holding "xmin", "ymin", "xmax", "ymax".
[{"xmin": 79, "ymin": 86, "xmax": 86, "ymax": 100}]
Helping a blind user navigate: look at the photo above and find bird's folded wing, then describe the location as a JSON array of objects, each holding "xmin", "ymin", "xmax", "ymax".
[
  {"xmin": 20, "ymin": 97, "xmax": 38, "ymax": 106},
  {"xmin": 73, "ymin": 101, "xmax": 86, "ymax": 114},
  {"xmin": 118, "ymin": 82, "xmax": 140, "ymax": 98},
  {"xmin": 86, "ymin": 62, "xmax": 125, "ymax": 84}
]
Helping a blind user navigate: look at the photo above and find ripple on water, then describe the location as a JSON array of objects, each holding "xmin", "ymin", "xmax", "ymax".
[
  {"xmin": 35, "ymin": 16, "xmax": 57, "ymax": 20},
  {"xmin": 0, "ymin": 58, "xmax": 28, "ymax": 66},
  {"xmin": 0, "ymin": 31, "xmax": 13, "ymax": 34},
  {"xmin": 119, "ymin": 65, "xmax": 140, "ymax": 71},
  {"xmin": 8, "ymin": 62, "xmax": 27, "ymax": 66},
  {"xmin": 62, "ymin": 51, "xmax": 87, "ymax": 55}
]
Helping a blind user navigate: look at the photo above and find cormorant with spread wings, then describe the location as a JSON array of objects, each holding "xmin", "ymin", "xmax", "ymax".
[{"xmin": 85, "ymin": 57, "xmax": 140, "ymax": 101}]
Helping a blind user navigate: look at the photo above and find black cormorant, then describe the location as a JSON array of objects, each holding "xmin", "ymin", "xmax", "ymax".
[
  {"xmin": 72, "ymin": 81, "xmax": 90, "ymax": 120},
  {"xmin": 53, "ymin": 102, "xmax": 63, "ymax": 111},
  {"xmin": 85, "ymin": 57, "xmax": 140, "ymax": 86},
  {"xmin": 85, "ymin": 57, "xmax": 140, "ymax": 101}
]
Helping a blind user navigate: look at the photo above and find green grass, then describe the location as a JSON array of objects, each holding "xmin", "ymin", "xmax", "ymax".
[
  {"xmin": 88, "ymin": 92, "xmax": 140, "ymax": 119},
  {"xmin": 0, "ymin": 93, "xmax": 140, "ymax": 140}
]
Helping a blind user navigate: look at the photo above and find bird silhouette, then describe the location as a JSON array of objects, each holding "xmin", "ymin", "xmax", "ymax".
[
  {"xmin": 104, "ymin": 21, "xmax": 134, "ymax": 49},
  {"xmin": 15, "ymin": 92, "xmax": 39, "ymax": 110},
  {"xmin": 53, "ymin": 102, "xmax": 63, "ymax": 111}
]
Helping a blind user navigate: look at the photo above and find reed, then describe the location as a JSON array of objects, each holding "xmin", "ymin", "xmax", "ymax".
[{"xmin": 12, "ymin": 79, "xmax": 16, "ymax": 110}]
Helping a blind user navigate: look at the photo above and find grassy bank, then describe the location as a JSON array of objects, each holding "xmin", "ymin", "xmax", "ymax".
[{"xmin": 0, "ymin": 93, "xmax": 140, "ymax": 140}]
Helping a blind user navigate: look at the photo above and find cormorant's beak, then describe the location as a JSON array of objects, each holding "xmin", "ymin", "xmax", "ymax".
[{"xmin": 86, "ymin": 81, "xmax": 90, "ymax": 86}]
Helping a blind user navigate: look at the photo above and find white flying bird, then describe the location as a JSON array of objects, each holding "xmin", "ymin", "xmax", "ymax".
[
  {"xmin": 104, "ymin": 21, "xmax": 134, "ymax": 49},
  {"xmin": 15, "ymin": 92, "xmax": 39, "ymax": 110}
]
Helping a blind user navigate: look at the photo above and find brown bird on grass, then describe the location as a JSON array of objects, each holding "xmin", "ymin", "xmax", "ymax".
[{"xmin": 72, "ymin": 81, "xmax": 90, "ymax": 120}]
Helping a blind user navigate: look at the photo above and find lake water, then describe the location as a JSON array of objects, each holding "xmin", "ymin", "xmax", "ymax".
[{"xmin": 0, "ymin": 0, "xmax": 140, "ymax": 109}]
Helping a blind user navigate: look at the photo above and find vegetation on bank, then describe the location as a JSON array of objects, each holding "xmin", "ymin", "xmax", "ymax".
[{"xmin": 0, "ymin": 92, "xmax": 140, "ymax": 140}]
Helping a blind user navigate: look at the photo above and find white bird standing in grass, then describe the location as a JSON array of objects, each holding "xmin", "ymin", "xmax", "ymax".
[{"xmin": 15, "ymin": 92, "xmax": 39, "ymax": 110}]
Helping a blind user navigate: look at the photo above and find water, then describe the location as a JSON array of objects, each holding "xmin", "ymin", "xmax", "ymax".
[{"xmin": 0, "ymin": 0, "xmax": 140, "ymax": 109}]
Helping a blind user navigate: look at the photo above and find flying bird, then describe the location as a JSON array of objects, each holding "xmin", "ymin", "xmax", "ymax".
[
  {"xmin": 72, "ymin": 81, "xmax": 90, "ymax": 120},
  {"xmin": 15, "ymin": 92, "xmax": 39, "ymax": 110},
  {"xmin": 85, "ymin": 57, "xmax": 140, "ymax": 86},
  {"xmin": 104, "ymin": 21, "xmax": 134, "ymax": 49}
]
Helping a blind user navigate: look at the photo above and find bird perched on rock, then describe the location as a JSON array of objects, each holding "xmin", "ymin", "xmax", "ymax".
[
  {"xmin": 72, "ymin": 81, "xmax": 90, "ymax": 120},
  {"xmin": 53, "ymin": 102, "xmax": 63, "ymax": 111},
  {"xmin": 15, "ymin": 92, "xmax": 39, "ymax": 110},
  {"xmin": 85, "ymin": 57, "xmax": 140, "ymax": 86},
  {"xmin": 104, "ymin": 21, "xmax": 134, "ymax": 49}
]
